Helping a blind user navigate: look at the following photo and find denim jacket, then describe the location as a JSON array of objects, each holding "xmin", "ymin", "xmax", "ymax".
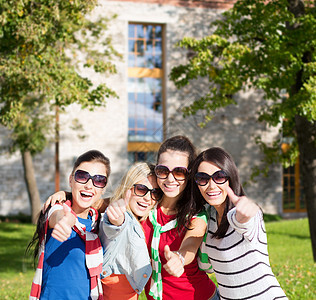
[{"xmin": 99, "ymin": 210, "xmax": 152, "ymax": 294}]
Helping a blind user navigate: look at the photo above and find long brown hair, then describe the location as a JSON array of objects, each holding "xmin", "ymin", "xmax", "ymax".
[
  {"xmin": 157, "ymin": 135, "xmax": 202, "ymax": 229},
  {"xmin": 190, "ymin": 147, "xmax": 245, "ymax": 238}
]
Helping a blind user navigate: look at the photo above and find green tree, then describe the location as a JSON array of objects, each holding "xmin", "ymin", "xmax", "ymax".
[
  {"xmin": 170, "ymin": 0, "xmax": 316, "ymax": 261},
  {"xmin": 0, "ymin": 0, "xmax": 120, "ymax": 223}
]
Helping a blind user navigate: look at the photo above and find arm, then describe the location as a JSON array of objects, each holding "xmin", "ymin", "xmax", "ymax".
[
  {"xmin": 163, "ymin": 216, "xmax": 207, "ymax": 277},
  {"xmin": 226, "ymin": 185, "xmax": 263, "ymax": 241},
  {"xmin": 42, "ymin": 190, "xmax": 68, "ymax": 212}
]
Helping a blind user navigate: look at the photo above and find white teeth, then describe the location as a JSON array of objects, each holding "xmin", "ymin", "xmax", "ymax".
[
  {"xmin": 138, "ymin": 202, "xmax": 148, "ymax": 208},
  {"xmin": 207, "ymin": 191, "xmax": 221, "ymax": 196},
  {"xmin": 81, "ymin": 191, "xmax": 93, "ymax": 197},
  {"xmin": 165, "ymin": 184, "xmax": 177, "ymax": 188}
]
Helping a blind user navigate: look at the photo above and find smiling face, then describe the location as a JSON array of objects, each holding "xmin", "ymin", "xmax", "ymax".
[
  {"xmin": 157, "ymin": 150, "xmax": 189, "ymax": 202},
  {"xmin": 69, "ymin": 161, "xmax": 107, "ymax": 218},
  {"xmin": 129, "ymin": 175, "xmax": 158, "ymax": 218},
  {"xmin": 197, "ymin": 161, "xmax": 229, "ymax": 216}
]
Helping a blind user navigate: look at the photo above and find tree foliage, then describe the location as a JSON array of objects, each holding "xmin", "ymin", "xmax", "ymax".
[
  {"xmin": 170, "ymin": 0, "xmax": 316, "ymax": 261},
  {"xmin": 0, "ymin": 0, "xmax": 121, "ymax": 223},
  {"xmin": 0, "ymin": 0, "xmax": 120, "ymax": 154},
  {"xmin": 170, "ymin": 0, "xmax": 315, "ymax": 169}
]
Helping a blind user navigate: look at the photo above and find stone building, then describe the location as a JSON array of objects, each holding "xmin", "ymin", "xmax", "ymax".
[{"xmin": 0, "ymin": 0, "xmax": 306, "ymax": 217}]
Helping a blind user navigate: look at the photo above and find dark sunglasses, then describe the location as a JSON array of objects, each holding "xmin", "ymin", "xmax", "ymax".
[
  {"xmin": 133, "ymin": 184, "xmax": 163, "ymax": 201},
  {"xmin": 74, "ymin": 169, "xmax": 107, "ymax": 188},
  {"xmin": 154, "ymin": 165, "xmax": 188, "ymax": 181},
  {"xmin": 195, "ymin": 170, "xmax": 229, "ymax": 186}
]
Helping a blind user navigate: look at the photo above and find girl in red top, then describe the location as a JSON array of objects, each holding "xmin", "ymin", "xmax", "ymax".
[{"xmin": 142, "ymin": 135, "xmax": 219, "ymax": 300}]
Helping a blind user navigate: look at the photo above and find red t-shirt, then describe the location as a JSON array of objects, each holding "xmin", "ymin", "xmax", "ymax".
[{"xmin": 141, "ymin": 205, "xmax": 216, "ymax": 300}]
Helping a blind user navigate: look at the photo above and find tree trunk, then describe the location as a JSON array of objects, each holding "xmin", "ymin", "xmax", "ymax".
[
  {"xmin": 21, "ymin": 150, "xmax": 41, "ymax": 224},
  {"xmin": 288, "ymin": 0, "xmax": 316, "ymax": 262},
  {"xmin": 295, "ymin": 116, "xmax": 316, "ymax": 262}
]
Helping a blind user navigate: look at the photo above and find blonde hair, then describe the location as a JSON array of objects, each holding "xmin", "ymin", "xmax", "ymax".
[{"xmin": 110, "ymin": 162, "xmax": 155, "ymax": 220}]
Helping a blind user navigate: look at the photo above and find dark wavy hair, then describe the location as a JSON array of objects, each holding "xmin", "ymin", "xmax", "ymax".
[
  {"xmin": 190, "ymin": 147, "xmax": 245, "ymax": 238},
  {"xmin": 26, "ymin": 150, "xmax": 110, "ymax": 266},
  {"xmin": 157, "ymin": 135, "xmax": 202, "ymax": 230}
]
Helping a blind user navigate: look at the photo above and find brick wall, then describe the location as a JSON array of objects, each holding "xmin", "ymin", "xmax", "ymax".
[{"xmin": 108, "ymin": 0, "xmax": 236, "ymax": 9}]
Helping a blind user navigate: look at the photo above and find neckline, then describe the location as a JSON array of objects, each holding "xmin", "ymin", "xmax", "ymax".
[{"xmin": 158, "ymin": 205, "xmax": 177, "ymax": 217}]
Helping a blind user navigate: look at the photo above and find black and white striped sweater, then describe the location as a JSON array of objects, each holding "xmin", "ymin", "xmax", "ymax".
[{"xmin": 203, "ymin": 206, "xmax": 288, "ymax": 300}]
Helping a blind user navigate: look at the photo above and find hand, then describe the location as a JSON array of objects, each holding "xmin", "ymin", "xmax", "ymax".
[
  {"xmin": 51, "ymin": 204, "xmax": 76, "ymax": 242},
  {"xmin": 225, "ymin": 186, "xmax": 259, "ymax": 223},
  {"xmin": 42, "ymin": 191, "xmax": 67, "ymax": 212},
  {"xmin": 163, "ymin": 245, "xmax": 185, "ymax": 277},
  {"xmin": 107, "ymin": 190, "xmax": 131, "ymax": 226}
]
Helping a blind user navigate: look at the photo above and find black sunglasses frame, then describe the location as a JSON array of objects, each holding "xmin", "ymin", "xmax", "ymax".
[
  {"xmin": 195, "ymin": 170, "xmax": 229, "ymax": 186},
  {"xmin": 133, "ymin": 184, "xmax": 163, "ymax": 201},
  {"xmin": 74, "ymin": 169, "xmax": 107, "ymax": 188},
  {"xmin": 154, "ymin": 165, "xmax": 188, "ymax": 181}
]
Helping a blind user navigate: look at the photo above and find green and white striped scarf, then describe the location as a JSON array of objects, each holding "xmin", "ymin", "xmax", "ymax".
[
  {"xmin": 197, "ymin": 204, "xmax": 213, "ymax": 273},
  {"xmin": 149, "ymin": 206, "xmax": 178, "ymax": 300}
]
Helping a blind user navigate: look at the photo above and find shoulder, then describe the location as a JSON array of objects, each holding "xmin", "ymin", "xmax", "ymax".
[{"xmin": 193, "ymin": 206, "xmax": 210, "ymax": 223}]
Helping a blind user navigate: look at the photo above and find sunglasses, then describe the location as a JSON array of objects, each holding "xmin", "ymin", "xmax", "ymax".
[
  {"xmin": 154, "ymin": 165, "xmax": 188, "ymax": 181},
  {"xmin": 133, "ymin": 184, "xmax": 163, "ymax": 201},
  {"xmin": 74, "ymin": 169, "xmax": 107, "ymax": 188},
  {"xmin": 194, "ymin": 170, "xmax": 229, "ymax": 186}
]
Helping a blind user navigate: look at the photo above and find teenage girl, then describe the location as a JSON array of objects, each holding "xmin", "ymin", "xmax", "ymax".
[
  {"xmin": 190, "ymin": 147, "xmax": 288, "ymax": 299},
  {"xmin": 142, "ymin": 136, "xmax": 219, "ymax": 300},
  {"xmin": 99, "ymin": 162, "xmax": 163, "ymax": 299},
  {"xmin": 28, "ymin": 150, "xmax": 110, "ymax": 300}
]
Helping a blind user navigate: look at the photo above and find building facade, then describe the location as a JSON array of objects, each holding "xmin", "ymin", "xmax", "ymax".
[{"xmin": 0, "ymin": 0, "xmax": 306, "ymax": 217}]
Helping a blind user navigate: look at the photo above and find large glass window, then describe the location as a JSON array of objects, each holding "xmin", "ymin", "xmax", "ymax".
[
  {"xmin": 128, "ymin": 24, "xmax": 162, "ymax": 69},
  {"xmin": 128, "ymin": 23, "xmax": 164, "ymax": 162},
  {"xmin": 128, "ymin": 77, "xmax": 162, "ymax": 142}
]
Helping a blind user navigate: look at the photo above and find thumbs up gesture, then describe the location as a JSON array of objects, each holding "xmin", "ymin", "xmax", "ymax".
[
  {"xmin": 52, "ymin": 203, "xmax": 77, "ymax": 242},
  {"xmin": 107, "ymin": 190, "xmax": 131, "ymax": 226},
  {"xmin": 225, "ymin": 186, "xmax": 259, "ymax": 223},
  {"xmin": 163, "ymin": 245, "xmax": 185, "ymax": 277}
]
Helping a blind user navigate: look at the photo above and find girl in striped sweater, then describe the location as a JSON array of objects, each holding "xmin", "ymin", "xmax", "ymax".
[
  {"xmin": 191, "ymin": 147, "xmax": 287, "ymax": 300},
  {"xmin": 28, "ymin": 150, "xmax": 110, "ymax": 300}
]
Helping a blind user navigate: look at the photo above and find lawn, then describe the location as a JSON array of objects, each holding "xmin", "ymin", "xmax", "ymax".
[{"xmin": 0, "ymin": 218, "xmax": 315, "ymax": 299}]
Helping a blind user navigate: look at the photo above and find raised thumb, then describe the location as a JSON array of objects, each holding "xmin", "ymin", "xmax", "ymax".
[
  {"xmin": 62, "ymin": 203, "xmax": 70, "ymax": 215},
  {"xmin": 225, "ymin": 185, "xmax": 239, "ymax": 205},
  {"xmin": 164, "ymin": 245, "xmax": 173, "ymax": 261}
]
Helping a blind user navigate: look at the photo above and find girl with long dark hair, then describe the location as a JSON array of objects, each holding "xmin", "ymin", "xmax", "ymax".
[
  {"xmin": 190, "ymin": 147, "xmax": 287, "ymax": 299},
  {"xmin": 28, "ymin": 150, "xmax": 110, "ymax": 300},
  {"xmin": 142, "ymin": 136, "xmax": 219, "ymax": 300}
]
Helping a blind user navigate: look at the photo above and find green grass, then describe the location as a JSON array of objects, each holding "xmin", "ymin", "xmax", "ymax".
[
  {"xmin": 0, "ymin": 219, "xmax": 315, "ymax": 299},
  {"xmin": 265, "ymin": 218, "xmax": 315, "ymax": 299},
  {"xmin": 0, "ymin": 222, "xmax": 35, "ymax": 299}
]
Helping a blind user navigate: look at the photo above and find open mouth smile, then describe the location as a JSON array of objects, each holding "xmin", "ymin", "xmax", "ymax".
[
  {"xmin": 80, "ymin": 191, "xmax": 94, "ymax": 200},
  {"xmin": 137, "ymin": 202, "xmax": 150, "ymax": 209},
  {"xmin": 206, "ymin": 191, "xmax": 221, "ymax": 197}
]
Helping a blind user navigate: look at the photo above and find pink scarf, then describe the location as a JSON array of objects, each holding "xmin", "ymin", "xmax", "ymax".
[{"xmin": 30, "ymin": 201, "xmax": 103, "ymax": 300}]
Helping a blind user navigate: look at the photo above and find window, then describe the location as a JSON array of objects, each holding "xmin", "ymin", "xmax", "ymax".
[
  {"xmin": 128, "ymin": 23, "xmax": 164, "ymax": 163},
  {"xmin": 282, "ymin": 145, "xmax": 306, "ymax": 212}
]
